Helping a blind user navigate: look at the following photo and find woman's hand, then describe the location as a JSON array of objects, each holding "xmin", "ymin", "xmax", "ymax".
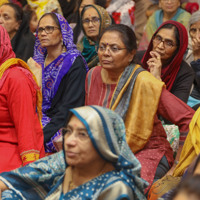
[
  {"xmin": 191, "ymin": 36, "xmax": 200, "ymax": 61},
  {"xmin": 147, "ymin": 51, "xmax": 162, "ymax": 81},
  {"xmin": 0, "ymin": 180, "xmax": 8, "ymax": 192}
]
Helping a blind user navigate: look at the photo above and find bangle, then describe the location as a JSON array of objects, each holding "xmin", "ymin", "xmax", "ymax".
[{"xmin": 174, "ymin": 160, "xmax": 179, "ymax": 165}]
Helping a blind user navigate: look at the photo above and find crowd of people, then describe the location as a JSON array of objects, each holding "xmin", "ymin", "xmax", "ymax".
[{"xmin": 0, "ymin": 0, "xmax": 200, "ymax": 199}]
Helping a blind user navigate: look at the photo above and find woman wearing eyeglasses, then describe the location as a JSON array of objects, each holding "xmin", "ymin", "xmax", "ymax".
[
  {"xmin": 140, "ymin": 21, "xmax": 194, "ymax": 103},
  {"xmin": 77, "ymin": 4, "xmax": 112, "ymax": 69},
  {"xmin": 28, "ymin": 13, "xmax": 88, "ymax": 153},
  {"xmin": 85, "ymin": 23, "xmax": 195, "ymax": 194},
  {"xmin": 138, "ymin": 0, "xmax": 191, "ymax": 50}
]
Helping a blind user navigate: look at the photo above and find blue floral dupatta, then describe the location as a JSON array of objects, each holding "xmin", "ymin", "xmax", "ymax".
[{"xmin": 0, "ymin": 106, "xmax": 147, "ymax": 200}]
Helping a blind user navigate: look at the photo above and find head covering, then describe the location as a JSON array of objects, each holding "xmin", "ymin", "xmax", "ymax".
[
  {"xmin": 33, "ymin": 13, "xmax": 87, "ymax": 112},
  {"xmin": 142, "ymin": 20, "xmax": 188, "ymax": 91},
  {"xmin": 0, "ymin": 25, "xmax": 42, "ymax": 123},
  {"xmin": 80, "ymin": 4, "xmax": 112, "ymax": 68},
  {"xmin": 0, "ymin": 25, "xmax": 15, "ymax": 67},
  {"xmin": 188, "ymin": 10, "xmax": 200, "ymax": 28},
  {"xmin": 68, "ymin": 105, "xmax": 148, "ymax": 199}
]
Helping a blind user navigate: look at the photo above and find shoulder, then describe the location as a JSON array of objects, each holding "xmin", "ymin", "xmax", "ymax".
[
  {"xmin": 179, "ymin": 60, "xmax": 194, "ymax": 76},
  {"xmin": 100, "ymin": 179, "xmax": 134, "ymax": 200},
  {"xmin": 6, "ymin": 67, "xmax": 29, "ymax": 81},
  {"xmin": 69, "ymin": 56, "xmax": 87, "ymax": 72}
]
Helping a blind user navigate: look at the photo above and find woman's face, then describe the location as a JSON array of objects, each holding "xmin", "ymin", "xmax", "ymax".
[
  {"xmin": 64, "ymin": 115, "xmax": 105, "ymax": 168},
  {"xmin": 82, "ymin": 7, "xmax": 100, "ymax": 41},
  {"xmin": 38, "ymin": 15, "xmax": 62, "ymax": 49},
  {"xmin": 189, "ymin": 21, "xmax": 200, "ymax": 40},
  {"xmin": 98, "ymin": 31, "xmax": 135, "ymax": 73},
  {"xmin": 0, "ymin": 5, "xmax": 21, "ymax": 39},
  {"xmin": 152, "ymin": 28, "xmax": 178, "ymax": 64},
  {"xmin": 159, "ymin": 0, "xmax": 180, "ymax": 15},
  {"xmin": 29, "ymin": 12, "xmax": 38, "ymax": 33},
  {"xmin": 79, "ymin": 0, "xmax": 95, "ymax": 15}
]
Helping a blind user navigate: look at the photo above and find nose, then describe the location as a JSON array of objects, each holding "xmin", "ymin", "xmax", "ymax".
[
  {"xmin": 65, "ymin": 132, "xmax": 77, "ymax": 146},
  {"xmin": 157, "ymin": 40, "xmax": 165, "ymax": 49},
  {"xmin": 103, "ymin": 46, "xmax": 111, "ymax": 55},
  {"xmin": 0, "ymin": 16, "xmax": 3, "ymax": 24},
  {"xmin": 88, "ymin": 20, "xmax": 94, "ymax": 27}
]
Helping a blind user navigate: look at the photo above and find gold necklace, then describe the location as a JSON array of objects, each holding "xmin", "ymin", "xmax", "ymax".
[{"xmin": 67, "ymin": 162, "xmax": 107, "ymax": 192}]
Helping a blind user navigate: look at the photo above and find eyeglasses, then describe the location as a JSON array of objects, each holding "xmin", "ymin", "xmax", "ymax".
[
  {"xmin": 37, "ymin": 26, "xmax": 60, "ymax": 35},
  {"xmin": 153, "ymin": 35, "xmax": 176, "ymax": 49},
  {"xmin": 62, "ymin": 128, "xmax": 89, "ymax": 141},
  {"xmin": 97, "ymin": 44, "xmax": 127, "ymax": 54},
  {"xmin": 82, "ymin": 17, "xmax": 100, "ymax": 26}
]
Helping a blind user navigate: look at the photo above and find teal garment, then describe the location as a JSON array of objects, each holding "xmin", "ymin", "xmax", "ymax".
[
  {"xmin": 81, "ymin": 36, "xmax": 98, "ymax": 64},
  {"xmin": 187, "ymin": 95, "xmax": 200, "ymax": 107},
  {"xmin": 155, "ymin": 8, "xmax": 185, "ymax": 27},
  {"xmin": 0, "ymin": 106, "xmax": 148, "ymax": 200}
]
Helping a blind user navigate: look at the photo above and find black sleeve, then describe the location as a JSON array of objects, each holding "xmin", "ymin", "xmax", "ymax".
[
  {"xmin": 43, "ymin": 56, "xmax": 87, "ymax": 143},
  {"xmin": 191, "ymin": 59, "xmax": 200, "ymax": 89},
  {"xmin": 170, "ymin": 60, "xmax": 195, "ymax": 103}
]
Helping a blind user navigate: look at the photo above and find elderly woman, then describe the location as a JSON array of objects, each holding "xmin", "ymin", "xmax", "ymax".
[
  {"xmin": 85, "ymin": 24, "xmax": 195, "ymax": 192},
  {"xmin": 0, "ymin": 3, "xmax": 35, "ymax": 61},
  {"xmin": 28, "ymin": 13, "xmax": 88, "ymax": 153},
  {"xmin": 137, "ymin": 21, "xmax": 194, "ymax": 103},
  {"xmin": 0, "ymin": 25, "xmax": 45, "ymax": 173},
  {"xmin": 138, "ymin": 0, "xmax": 191, "ymax": 50},
  {"xmin": 0, "ymin": 106, "xmax": 147, "ymax": 200},
  {"xmin": 78, "ymin": 4, "xmax": 112, "ymax": 68},
  {"xmin": 186, "ymin": 11, "xmax": 200, "ymax": 110}
]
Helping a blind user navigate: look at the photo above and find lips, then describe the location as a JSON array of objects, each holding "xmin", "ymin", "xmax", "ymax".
[
  {"xmin": 65, "ymin": 151, "xmax": 78, "ymax": 158},
  {"xmin": 102, "ymin": 60, "xmax": 112, "ymax": 64}
]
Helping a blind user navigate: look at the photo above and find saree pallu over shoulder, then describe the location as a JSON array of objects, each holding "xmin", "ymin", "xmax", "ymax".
[
  {"xmin": 173, "ymin": 107, "xmax": 200, "ymax": 176},
  {"xmin": 0, "ymin": 58, "xmax": 42, "ymax": 122},
  {"xmin": 110, "ymin": 64, "xmax": 165, "ymax": 153}
]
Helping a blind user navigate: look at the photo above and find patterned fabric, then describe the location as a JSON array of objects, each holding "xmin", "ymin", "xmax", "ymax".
[
  {"xmin": 142, "ymin": 21, "xmax": 189, "ymax": 91},
  {"xmin": 163, "ymin": 125, "xmax": 180, "ymax": 157},
  {"xmin": 173, "ymin": 107, "xmax": 200, "ymax": 176},
  {"xmin": 27, "ymin": 0, "xmax": 63, "ymax": 19},
  {"xmin": 33, "ymin": 13, "xmax": 87, "ymax": 152},
  {"xmin": 138, "ymin": 8, "xmax": 191, "ymax": 50},
  {"xmin": 0, "ymin": 106, "xmax": 148, "ymax": 200},
  {"xmin": 85, "ymin": 66, "xmax": 116, "ymax": 107},
  {"xmin": 80, "ymin": 5, "xmax": 112, "ymax": 69},
  {"xmin": 106, "ymin": 0, "xmax": 135, "ymax": 28}
]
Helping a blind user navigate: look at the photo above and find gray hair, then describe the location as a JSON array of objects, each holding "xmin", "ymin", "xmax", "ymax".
[{"xmin": 189, "ymin": 10, "xmax": 200, "ymax": 28}]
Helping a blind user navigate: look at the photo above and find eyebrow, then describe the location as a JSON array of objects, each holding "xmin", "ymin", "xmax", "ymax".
[
  {"xmin": 66, "ymin": 124, "xmax": 87, "ymax": 131},
  {"xmin": 156, "ymin": 34, "xmax": 175, "ymax": 42}
]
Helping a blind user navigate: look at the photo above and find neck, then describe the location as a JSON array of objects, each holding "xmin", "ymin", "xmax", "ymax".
[
  {"xmin": 9, "ymin": 31, "xmax": 17, "ymax": 40},
  {"xmin": 45, "ymin": 44, "xmax": 65, "ymax": 66},
  {"xmin": 101, "ymin": 68, "xmax": 123, "ymax": 84},
  {"xmin": 163, "ymin": 10, "xmax": 178, "ymax": 22}
]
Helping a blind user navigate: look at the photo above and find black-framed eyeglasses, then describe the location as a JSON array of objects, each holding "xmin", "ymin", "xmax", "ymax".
[
  {"xmin": 37, "ymin": 26, "xmax": 60, "ymax": 35},
  {"xmin": 82, "ymin": 17, "xmax": 100, "ymax": 26},
  {"xmin": 153, "ymin": 35, "xmax": 177, "ymax": 49}
]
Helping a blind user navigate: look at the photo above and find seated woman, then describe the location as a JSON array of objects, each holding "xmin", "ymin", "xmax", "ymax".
[
  {"xmin": 136, "ymin": 21, "xmax": 194, "ymax": 103},
  {"xmin": 28, "ymin": 13, "xmax": 88, "ymax": 153},
  {"xmin": 186, "ymin": 11, "xmax": 200, "ymax": 110},
  {"xmin": 0, "ymin": 3, "xmax": 35, "ymax": 62},
  {"xmin": 78, "ymin": 4, "xmax": 112, "ymax": 68},
  {"xmin": 85, "ymin": 24, "xmax": 195, "ymax": 193},
  {"xmin": 0, "ymin": 106, "xmax": 148, "ymax": 200},
  {"xmin": 138, "ymin": 0, "xmax": 191, "ymax": 50},
  {"xmin": 0, "ymin": 25, "xmax": 45, "ymax": 173}
]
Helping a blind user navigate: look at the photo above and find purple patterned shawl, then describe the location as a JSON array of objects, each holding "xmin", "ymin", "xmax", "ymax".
[
  {"xmin": 33, "ymin": 13, "xmax": 88, "ymax": 152},
  {"xmin": 33, "ymin": 13, "xmax": 84, "ymax": 113}
]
